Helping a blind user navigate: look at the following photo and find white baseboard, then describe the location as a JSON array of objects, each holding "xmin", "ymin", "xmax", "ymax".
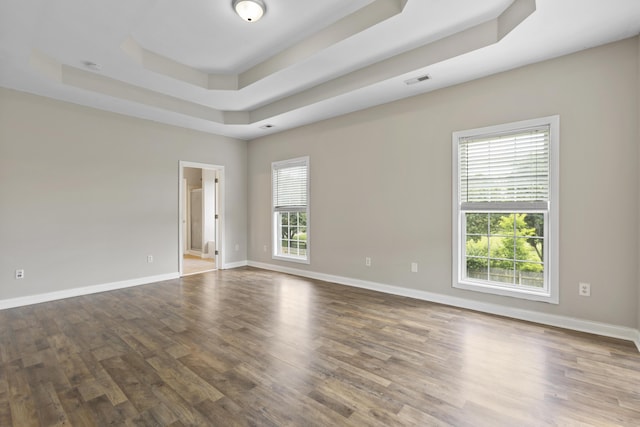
[
  {"xmin": 248, "ymin": 261, "xmax": 640, "ymax": 350},
  {"xmin": 223, "ymin": 260, "xmax": 248, "ymax": 269},
  {"xmin": 0, "ymin": 272, "xmax": 180, "ymax": 310}
]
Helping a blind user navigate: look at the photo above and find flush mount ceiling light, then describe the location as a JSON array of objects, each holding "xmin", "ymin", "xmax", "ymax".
[{"xmin": 233, "ymin": 0, "xmax": 266, "ymax": 22}]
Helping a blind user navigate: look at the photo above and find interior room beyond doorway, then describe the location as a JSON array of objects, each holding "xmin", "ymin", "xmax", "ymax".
[
  {"xmin": 182, "ymin": 254, "xmax": 215, "ymax": 276},
  {"xmin": 181, "ymin": 165, "xmax": 220, "ymax": 276}
]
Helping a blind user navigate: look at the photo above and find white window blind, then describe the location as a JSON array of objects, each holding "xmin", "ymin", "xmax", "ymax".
[
  {"xmin": 272, "ymin": 160, "xmax": 308, "ymax": 212},
  {"xmin": 459, "ymin": 126, "xmax": 550, "ymax": 210}
]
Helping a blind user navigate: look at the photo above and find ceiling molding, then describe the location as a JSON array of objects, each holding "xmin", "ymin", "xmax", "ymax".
[
  {"xmin": 498, "ymin": 0, "xmax": 536, "ymax": 39},
  {"xmin": 122, "ymin": 37, "xmax": 236, "ymax": 90},
  {"xmin": 6, "ymin": 0, "xmax": 640, "ymax": 139},
  {"xmin": 249, "ymin": 8, "xmax": 536, "ymax": 123},
  {"xmin": 123, "ymin": 0, "xmax": 408, "ymax": 91},
  {"xmin": 31, "ymin": 49, "xmax": 225, "ymax": 122},
  {"xmin": 30, "ymin": 0, "xmax": 534, "ymax": 128},
  {"xmin": 251, "ymin": 0, "xmax": 537, "ymax": 122}
]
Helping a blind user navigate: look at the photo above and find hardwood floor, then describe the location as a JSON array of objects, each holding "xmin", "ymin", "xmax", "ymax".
[{"xmin": 1, "ymin": 267, "xmax": 639, "ymax": 426}]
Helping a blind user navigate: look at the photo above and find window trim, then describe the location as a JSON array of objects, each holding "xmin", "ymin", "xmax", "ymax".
[
  {"xmin": 452, "ymin": 116, "xmax": 559, "ymax": 303},
  {"xmin": 271, "ymin": 156, "xmax": 310, "ymax": 264}
]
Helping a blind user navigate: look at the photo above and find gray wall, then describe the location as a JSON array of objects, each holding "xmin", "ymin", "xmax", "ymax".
[
  {"xmin": 0, "ymin": 88, "xmax": 247, "ymax": 299},
  {"xmin": 248, "ymin": 37, "xmax": 640, "ymax": 328},
  {"xmin": 1, "ymin": 37, "xmax": 638, "ymax": 330}
]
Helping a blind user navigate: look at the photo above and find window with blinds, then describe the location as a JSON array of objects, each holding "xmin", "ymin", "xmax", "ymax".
[
  {"xmin": 452, "ymin": 116, "xmax": 559, "ymax": 304},
  {"xmin": 272, "ymin": 157, "xmax": 310, "ymax": 263},
  {"xmin": 273, "ymin": 161, "xmax": 308, "ymax": 212},
  {"xmin": 459, "ymin": 126, "xmax": 550, "ymax": 209}
]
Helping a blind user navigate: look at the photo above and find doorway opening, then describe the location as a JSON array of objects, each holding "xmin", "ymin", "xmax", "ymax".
[{"xmin": 179, "ymin": 162, "xmax": 224, "ymax": 276}]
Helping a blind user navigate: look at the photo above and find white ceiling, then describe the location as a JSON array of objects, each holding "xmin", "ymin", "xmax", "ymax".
[{"xmin": 1, "ymin": 0, "xmax": 639, "ymax": 140}]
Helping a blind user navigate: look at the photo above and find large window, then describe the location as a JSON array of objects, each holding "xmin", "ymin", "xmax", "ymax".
[
  {"xmin": 452, "ymin": 116, "xmax": 559, "ymax": 303},
  {"xmin": 272, "ymin": 157, "xmax": 309, "ymax": 263}
]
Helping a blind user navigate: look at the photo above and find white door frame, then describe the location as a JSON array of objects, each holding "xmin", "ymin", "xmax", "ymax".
[{"xmin": 179, "ymin": 161, "xmax": 225, "ymax": 276}]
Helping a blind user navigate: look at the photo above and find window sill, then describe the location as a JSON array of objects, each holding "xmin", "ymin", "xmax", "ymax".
[
  {"xmin": 272, "ymin": 255, "xmax": 310, "ymax": 265},
  {"xmin": 454, "ymin": 280, "xmax": 558, "ymax": 304}
]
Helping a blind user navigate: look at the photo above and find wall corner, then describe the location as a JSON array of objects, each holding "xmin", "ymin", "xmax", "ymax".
[{"xmin": 636, "ymin": 35, "xmax": 640, "ymax": 332}]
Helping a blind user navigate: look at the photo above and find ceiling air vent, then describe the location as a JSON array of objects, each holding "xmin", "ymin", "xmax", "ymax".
[
  {"xmin": 83, "ymin": 61, "xmax": 102, "ymax": 72},
  {"xmin": 404, "ymin": 74, "xmax": 431, "ymax": 85},
  {"xmin": 259, "ymin": 124, "xmax": 275, "ymax": 130}
]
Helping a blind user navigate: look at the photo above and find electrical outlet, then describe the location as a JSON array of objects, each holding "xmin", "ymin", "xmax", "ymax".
[
  {"xmin": 147, "ymin": 255, "xmax": 153, "ymax": 263},
  {"xmin": 263, "ymin": 245, "xmax": 267, "ymax": 252},
  {"xmin": 235, "ymin": 244, "xmax": 240, "ymax": 251},
  {"xmin": 365, "ymin": 257, "xmax": 371, "ymax": 267},
  {"xmin": 579, "ymin": 282, "xmax": 591, "ymax": 296},
  {"xmin": 15, "ymin": 269, "xmax": 24, "ymax": 279},
  {"xmin": 411, "ymin": 262, "xmax": 418, "ymax": 273}
]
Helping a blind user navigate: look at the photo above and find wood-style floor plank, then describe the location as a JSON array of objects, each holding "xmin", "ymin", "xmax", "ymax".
[{"xmin": 1, "ymin": 266, "xmax": 639, "ymax": 426}]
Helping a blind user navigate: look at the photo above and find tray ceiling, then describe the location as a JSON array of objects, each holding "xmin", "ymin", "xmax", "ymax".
[{"xmin": 1, "ymin": 0, "xmax": 640, "ymax": 140}]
